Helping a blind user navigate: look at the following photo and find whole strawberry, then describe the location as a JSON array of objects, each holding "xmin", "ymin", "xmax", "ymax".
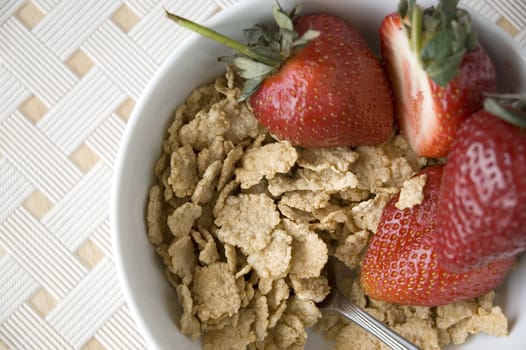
[
  {"xmin": 436, "ymin": 96, "xmax": 526, "ymax": 272},
  {"xmin": 166, "ymin": 4, "xmax": 393, "ymax": 148},
  {"xmin": 249, "ymin": 12, "xmax": 394, "ymax": 148},
  {"xmin": 380, "ymin": 0, "xmax": 496, "ymax": 158},
  {"xmin": 361, "ymin": 166, "xmax": 515, "ymax": 307}
]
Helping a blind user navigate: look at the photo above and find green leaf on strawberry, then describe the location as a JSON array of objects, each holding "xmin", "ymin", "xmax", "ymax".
[{"xmin": 400, "ymin": 0, "xmax": 477, "ymax": 86}]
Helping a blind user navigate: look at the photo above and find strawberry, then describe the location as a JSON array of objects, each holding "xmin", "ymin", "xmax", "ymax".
[
  {"xmin": 436, "ymin": 96, "xmax": 526, "ymax": 272},
  {"xmin": 166, "ymin": 4, "xmax": 393, "ymax": 148},
  {"xmin": 380, "ymin": 0, "xmax": 496, "ymax": 158},
  {"xmin": 248, "ymin": 13, "xmax": 394, "ymax": 148},
  {"xmin": 360, "ymin": 166, "xmax": 515, "ymax": 307}
]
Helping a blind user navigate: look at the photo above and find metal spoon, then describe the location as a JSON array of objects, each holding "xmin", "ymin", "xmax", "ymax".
[{"xmin": 317, "ymin": 258, "xmax": 421, "ymax": 350}]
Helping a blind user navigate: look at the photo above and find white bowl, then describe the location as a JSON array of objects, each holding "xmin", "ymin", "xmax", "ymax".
[{"xmin": 111, "ymin": 0, "xmax": 526, "ymax": 349}]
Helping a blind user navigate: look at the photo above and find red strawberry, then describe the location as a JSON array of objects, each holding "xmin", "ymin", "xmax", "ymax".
[
  {"xmin": 166, "ymin": 4, "xmax": 393, "ymax": 148},
  {"xmin": 249, "ymin": 13, "xmax": 394, "ymax": 148},
  {"xmin": 360, "ymin": 166, "xmax": 515, "ymax": 307},
  {"xmin": 436, "ymin": 96, "xmax": 526, "ymax": 272},
  {"xmin": 380, "ymin": 0, "xmax": 496, "ymax": 158}
]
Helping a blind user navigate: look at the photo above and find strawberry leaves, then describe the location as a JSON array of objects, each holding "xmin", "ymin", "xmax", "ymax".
[
  {"xmin": 483, "ymin": 94, "xmax": 526, "ymax": 129},
  {"xmin": 400, "ymin": 0, "xmax": 477, "ymax": 86}
]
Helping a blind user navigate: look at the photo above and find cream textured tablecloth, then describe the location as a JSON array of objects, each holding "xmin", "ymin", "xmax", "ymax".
[{"xmin": 0, "ymin": 0, "xmax": 524, "ymax": 349}]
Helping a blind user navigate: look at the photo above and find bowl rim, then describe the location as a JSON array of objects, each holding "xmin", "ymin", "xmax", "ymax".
[
  {"xmin": 110, "ymin": 8, "xmax": 234, "ymax": 350},
  {"xmin": 110, "ymin": 1, "xmax": 526, "ymax": 349}
]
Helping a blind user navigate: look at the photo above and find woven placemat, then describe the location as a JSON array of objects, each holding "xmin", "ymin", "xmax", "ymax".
[{"xmin": 0, "ymin": 0, "xmax": 524, "ymax": 349}]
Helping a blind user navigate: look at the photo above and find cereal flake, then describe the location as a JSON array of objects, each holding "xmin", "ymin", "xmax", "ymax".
[
  {"xmin": 167, "ymin": 202, "xmax": 202, "ymax": 238},
  {"xmin": 168, "ymin": 236, "xmax": 197, "ymax": 285},
  {"xmin": 193, "ymin": 262, "xmax": 241, "ymax": 322},
  {"xmin": 215, "ymin": 193, "xmax": 280, "ymax": 254},
  {"xmin": 247, "ymin": 229, "xmax": 292, "ymax": 280},
  {"xmin": 396, "ymin": 174, "xmax": 427, "ymax": 210},
  {"xmin": 167, "ymin": 144, "xmax": 198, "ymax": 197},
  {"xmin": 235, "ymin": 141, "xmax": 298, "ymax": 189}
]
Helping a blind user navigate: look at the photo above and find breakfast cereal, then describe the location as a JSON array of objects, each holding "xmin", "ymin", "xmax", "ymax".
[
  {"xmin": 396, "ymin": 174, "xmax": 427, "ymax": 210},
  {"xmin": 146, "ymin": 69, "xmax": 508, "ymax": 350}
]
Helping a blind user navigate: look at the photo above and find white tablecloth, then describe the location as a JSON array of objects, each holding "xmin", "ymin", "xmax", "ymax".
[{"xmin": 0, "ymin": 0, "xmax": 524, "ymax": 349}]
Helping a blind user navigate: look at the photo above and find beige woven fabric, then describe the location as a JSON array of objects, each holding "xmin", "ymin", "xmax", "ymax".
[{"xmin": 0, "ymin": 0, "xmax": 524, "ymax": 349}]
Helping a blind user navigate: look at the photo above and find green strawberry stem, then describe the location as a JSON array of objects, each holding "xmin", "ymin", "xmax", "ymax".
[
  {"xmin": 484, "ymin": 97, "xmax": 526, "ymax": 129},
  {"xmin": 164, "ymin": 10, "xmax": 280, "ymax": 67},
  {"xmin": 401, "ymin": 0, "xmax": 477, "ymax": 87},
  {"xmin": 410, "ymin": 5, "xmax": 423, "ymax": 59}
]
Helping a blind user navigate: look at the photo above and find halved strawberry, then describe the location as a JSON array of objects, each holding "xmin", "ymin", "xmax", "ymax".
[
  {"xmin": 380, "ymin": 0, "xmax": 496, "ymax": 158},
  {"xmin": 436, "ymin": 96, "xmax": 526, "ymax": 272},
  {"xmin": 361, "ymin": 166, "xmax": 515, "ymax": 307}
]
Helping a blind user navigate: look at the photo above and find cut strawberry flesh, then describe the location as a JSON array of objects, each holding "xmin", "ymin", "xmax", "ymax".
[{"xmin": 381, "ymin": 15, "xmax": 438, "ymax": 156}]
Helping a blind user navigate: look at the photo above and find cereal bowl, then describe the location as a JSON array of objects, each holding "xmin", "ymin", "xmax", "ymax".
[{"xmin": 111, "ymin": 0, "xmax": 526, "ymax": 349}]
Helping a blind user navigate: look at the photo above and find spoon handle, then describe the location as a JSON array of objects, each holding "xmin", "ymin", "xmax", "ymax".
[{"xmin": 331, "ymin": 292, "xmax": 421, "ymax": 350}]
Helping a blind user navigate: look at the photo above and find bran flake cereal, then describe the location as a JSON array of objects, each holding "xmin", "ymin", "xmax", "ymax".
[
  {"xmin": 396, "ymin": 173, "xmax": 427, "ymax": 210},
  {"xmin": 146, "ymin": 70, "xmax": 508, "ymax": 349}
]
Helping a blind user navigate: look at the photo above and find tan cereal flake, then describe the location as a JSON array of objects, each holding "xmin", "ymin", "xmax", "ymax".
[
  {"xmin": 197, "ymin": 136, "xmax": 226, "ymax": 176},
  {"xmin": 277, "ymin": 203, "xmax": 315, "ymax": 223},
  {"xmin": 448, "ymin": 306, "xmax": 508, "ymax": 344},
  {"xmin": 223, "ymin": 102, "xmax": 262, "ymax": 143},
  {"xmin": 335, "ymin": 230, "xmax": 370, "ymax": 269},
  {"xmin": 259, "ymin": 277, "xmax": 274, "ymax": 295},
  {"xmin": 179, "ymin": 106, "xmax": 231, "ymax": 151},
  {"xmin": 337, "ymin": 188, "xmax": 371, "ymax": 202},
  {"xmin": 193, "ymin": 262, "xmax": 241, "ymax": 322},
  {"xmin": 287, "ymin": 297, "xmax": 322, "ymax": 327},
  {"xmin": 271, "ymin": 313, "xmax": 307, "ymax": 349},
  {"xmin": 268, "ymin": 301, "xmax": 288, "ymax": 329},
  {"xmin": 351, "ymin": 193, "xmax": 392, "ymax": 232},
  {"xmin": 395, "ymin": 173, "xmax": 427, "ymax": 210},
  {"xmin": 254, "ymin": 293, "xmax": 270, "ymax": 343},
  {"xmin": 224, "ymin": 244, "xmax": 238, "ymax": 272},
  {"xmin": 268, "ymin": 168, "xmax": 359, "ymax": 197},
  {"xmin": 289, "ymin": 229, "xmax": 328, "ymax": 279},
  {"xmin": 164, "ymin": 105, "xmax": 185, "ymax": 150},
  {"xmin": 218, "ymin": 145, "xmax": 244, "ymax": 191},
  {"xmin": 436, "ymin": 299, "xmax": 478, "ymax": 329},
  {"xmin": 215, "ymin": 193, "xmax": 280, "ymax": 255},
  {"xmin": 192, "ymin": 160, "xmax": 222, "ymax": 204},
  {"xmin": 235, "ymin": 141, "xmax": 298, "ymax": 189},
  {"xmin": 290, "ymin": 276, "xmax": 330, "ymax": 303},
  {"xmin": 213, "ymin": 179, "xmax": 240, "ymax": 218},
  {"xmin": 237, "ymin": 276, "xmax": 256, "ymax": 308},
  {"xmin": 167, "ymin": 202, "xmax": 202, "ymax": 238},
  {"xmin": 267, "ymin": 278, "xmax": 290, "ymax": 311},
  {"xmin": 392, "ymin": 318, "xmax": 441, "ymax": 350},
  {"xmin": 214, "ymin": 67, "xmax": 239, "ymax": 99},
  {"xmin": 198, "ymin": 237, "xmax": 220, "ymax": 265},
  {"xmin": 180, "ymin": 84, "xmax": 219, "ymax": 122},
  {"xmin": 167, "ymin": 144, "xmax": 198, "ymax": 197},
  {"xmin": 334, "ymin": 322, "xmax": 382, "ymax": 350},
  {"xmin": 168, "ymin": 236, "xmax": 196, "ymax": 285},
  {"xmin": 279, "ymin": 191, "xmax": 331, "ymax": 212},
  {"xmin": 176, "ymin": 283, "xmax": 201, "ymax": 338},
  {"xmin": 247, "ymin": 229, "xmax": 292, "ymax": 280},
  {"xmin": 202, "ymin": 309, "xmax": 256, "ymax": 350},
  {"xmin": 297, "ymin": 147, "xmax": 358, "ymax": 172}
]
